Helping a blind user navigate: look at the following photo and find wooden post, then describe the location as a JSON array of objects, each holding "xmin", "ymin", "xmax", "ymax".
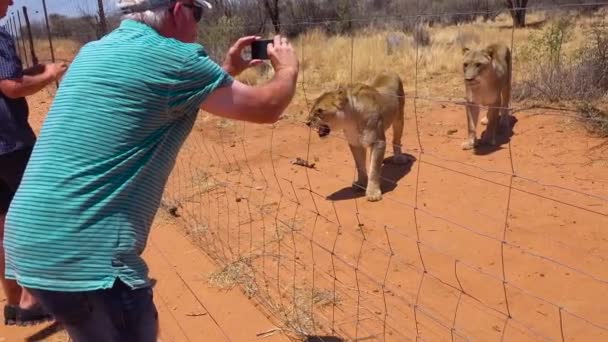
[
  {"xmin": 41, "ymin": 0, "xmax": 58, "ymax": 87},
  {"xmin": 13, "ymin": 14, "xmax": 28, "ymax": 66},
  {"xmin": 22, "ymin": 6, "xmax": 38, "ymax": 65},
  {"xmin": 97, "ymin": 0, "xmax": 107, "ymax": 36}
]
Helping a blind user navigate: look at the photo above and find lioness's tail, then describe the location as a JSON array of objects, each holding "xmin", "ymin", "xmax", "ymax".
[{"xmin": 397, "ymin": 76, "xmax": 405, "ymax": 111}]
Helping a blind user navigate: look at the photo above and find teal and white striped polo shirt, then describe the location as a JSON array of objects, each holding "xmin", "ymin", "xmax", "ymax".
[{"xmin": 4, "ymin": 19, "xmax": 233, "ymax": 292}]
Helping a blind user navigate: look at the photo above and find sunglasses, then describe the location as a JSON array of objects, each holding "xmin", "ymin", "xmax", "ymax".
[{"xmin": 169, "ymin": 1, "xmax": 203, "ymax": 23}]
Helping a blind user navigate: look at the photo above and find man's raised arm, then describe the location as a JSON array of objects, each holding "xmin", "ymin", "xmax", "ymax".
[{"xmin": 201, "ymin": 35, "xmax": 299, "ymax": 124}]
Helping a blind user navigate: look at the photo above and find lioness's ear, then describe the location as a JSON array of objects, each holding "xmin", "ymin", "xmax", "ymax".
[
  {"xmin": 335, "ymin": 88, "xmax": 348, "ymax": 107},
  {"xmin": 336, "ymin": 88, "xmax": 348, "ymax": 101},
  {"xmin": 462, "ymin": 47, "xmax": 470, "ymax": 55},
  {"xmin": 483, "ymin": 45, "xmax": 497, "ymax": 59}
]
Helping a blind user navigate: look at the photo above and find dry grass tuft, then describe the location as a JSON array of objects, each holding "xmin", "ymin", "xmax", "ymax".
[
  {"xmin": 276, "ymin": 286, "xmax": 340, "ymax": 337},
  {"xmin": 208, "ymin": 258, "xmax": 258, "ymax": 298},
  {"xmin": 207, "ymin": 255, "xmax": 338, "ymax": 338},
  {"xmin": 577, "ymin": 103, "xmax": 608, "ymax": 138},
  {"xmin": 191, "ymin": 169, "xmax": 222, "ymax": 193}
]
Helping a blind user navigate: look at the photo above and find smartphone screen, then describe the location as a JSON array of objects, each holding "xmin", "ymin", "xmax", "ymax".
[{"xmin": 251, "ymin": 39, "xmax": 273, "ymax": 60}]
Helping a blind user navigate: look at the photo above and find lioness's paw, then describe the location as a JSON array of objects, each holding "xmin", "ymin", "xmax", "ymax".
[
  {"xmin": 480, "ymin": 117, "xmax": 488, "ymax": 126},
  {"xmin": 392, "ymin": 154, "xmax": 410, "ymax": 165},
  {"xmin": 366, "ymin": 188, "xmax": 382, "ymax": 202},
  {"xmin": 461, "ymin": 140, "xmax": 475, "ymax": 150}
]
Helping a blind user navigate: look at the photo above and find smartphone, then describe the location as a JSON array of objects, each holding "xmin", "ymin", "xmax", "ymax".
[{"xmin": 251, "ymin": 39, "xmax": 273, "ymax": 60}]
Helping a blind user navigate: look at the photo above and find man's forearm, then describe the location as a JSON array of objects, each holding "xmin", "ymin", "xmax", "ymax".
[
  {"xmin": 1, "ymin": 72, "xmax": 55, "ymax": 99},
  {"xmin": 259, "ymin": 68, "xmax": 298, "ymax": 120},
  {"xmin": 199, "ymin": 66, "xmax": 299, "ymax": 125}
]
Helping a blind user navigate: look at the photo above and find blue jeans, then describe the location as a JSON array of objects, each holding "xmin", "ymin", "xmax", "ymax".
[{"xmin": 26, "ymin": 279, "xmax": 158, "ymax": 342}]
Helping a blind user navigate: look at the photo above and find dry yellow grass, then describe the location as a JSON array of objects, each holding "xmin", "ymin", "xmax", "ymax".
[
  {"xmin": 32, "ymin": 10, "xmax": 607, "ymax": 118},
  {"xmin": 235, "ymin": 11, "xmax": 606, "ymax": 119},
  {"xmin": 26, "ymin": 38, "xmax": 80, "ymax": 64}
]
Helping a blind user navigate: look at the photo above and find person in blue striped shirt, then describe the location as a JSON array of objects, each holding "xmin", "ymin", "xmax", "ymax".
[
  {"xmin": 0, "ymin": 0, "xmax": 68, "ymax": 327},
  {"xmin": 3, "ymin": 0, "xmax": 299, "ymax": 340}
]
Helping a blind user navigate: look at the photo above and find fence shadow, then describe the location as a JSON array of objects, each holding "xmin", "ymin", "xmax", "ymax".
[{"xmin": 25, "ymin": 321, "xmax": 65, "ymax": 342}]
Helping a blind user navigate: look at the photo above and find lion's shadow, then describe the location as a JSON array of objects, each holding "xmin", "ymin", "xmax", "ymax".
[
  {"xmin": 304, "ymin": 336, "xmax": 345, "ymax": 342},
  {"xmin": 474, "ymin": 115, "xmax": 519, "ymax": 156},
  {"xmin": 327, "ymin": 153, "xmax": 416, "ymax": 201}
]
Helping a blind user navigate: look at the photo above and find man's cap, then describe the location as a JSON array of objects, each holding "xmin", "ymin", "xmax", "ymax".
[{"xmin": 117, "ymin": 0, "xmax": 212, "ymax": 15}]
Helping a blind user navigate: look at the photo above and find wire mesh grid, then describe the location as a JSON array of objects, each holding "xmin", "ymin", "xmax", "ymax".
[{"xmin": 159, "ymin": 3, "xmax": 607, "ymax": 341}]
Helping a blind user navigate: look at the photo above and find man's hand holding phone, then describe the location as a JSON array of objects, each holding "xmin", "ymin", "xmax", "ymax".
[{"xmin": 222, "ymin": 35, "xmax": 298, "ymax": 78}]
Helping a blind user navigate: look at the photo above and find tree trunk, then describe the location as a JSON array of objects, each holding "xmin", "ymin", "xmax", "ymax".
[
  {"xmin": 210, "ymin": 0, "xmax": 233, "ymax": 17},
  {"xmin": 263, "ymin": 0, "xmax": 281, "ymax": 34},
  {"xmin": 505, "ymin": 0, "xmax": 528, "ymax": 28}
]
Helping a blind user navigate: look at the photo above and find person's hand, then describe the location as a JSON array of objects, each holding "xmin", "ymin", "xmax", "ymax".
[
  {"xmin": 222, "ymin": 36, "xmax": 265, "ymax": 77},
  {"xmin": 267, "ymin": 35, "xmax": 299, "ymax": 75},
  {"xmin": 47, "ymin": 62, "xmax": 69, "ymax": 82}
]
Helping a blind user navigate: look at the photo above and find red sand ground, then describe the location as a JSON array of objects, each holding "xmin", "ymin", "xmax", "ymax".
[{"xmin": 1, "ymin": 83, "xmax": 607, "ymax": 341}]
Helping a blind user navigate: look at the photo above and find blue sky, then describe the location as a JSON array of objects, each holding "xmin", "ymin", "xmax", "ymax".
[{"xmin": 2, "ymin": 0, "xmax": 117, "ymax": 26}]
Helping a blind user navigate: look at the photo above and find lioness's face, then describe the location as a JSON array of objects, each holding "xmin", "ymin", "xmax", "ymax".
[
  {"xmin": 462, "ymin": 47, "xmax": 492, "ymax": 87},
  {"xmin": 305, "ymin": 90, "xmax": 347, "ymax": 138}
]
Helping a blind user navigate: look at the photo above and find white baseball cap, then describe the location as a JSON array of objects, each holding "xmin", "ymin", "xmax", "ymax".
[{"xmin": 117, "ymin": 0, "xmax": 212, "ymax": 14}]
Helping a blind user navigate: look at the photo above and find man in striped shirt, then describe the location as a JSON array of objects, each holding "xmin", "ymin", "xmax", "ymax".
[
  {"xmin": 0, "ymin": 0, "xmax": 68, "ymax": 326},
  {"xmin": 3, "ymin": 0, "xmax": 298, "ymax": 340}
]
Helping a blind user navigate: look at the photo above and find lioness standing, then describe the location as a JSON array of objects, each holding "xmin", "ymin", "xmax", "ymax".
[
  {"xmin": 306, "ymin": 71, "xmax": 409, "ymax": 202},
  {"xmin": 461, "ymin": 43, "xmax": 512, "ymax": 150}
]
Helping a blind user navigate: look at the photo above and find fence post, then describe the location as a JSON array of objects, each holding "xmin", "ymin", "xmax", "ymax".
[
  {"xmin": 97, "ymin": 0, "xmax": 108, "ymax": 36},
  {"xmin": 10, "ymin": 14, "xmax": 26, "ymax": 66},
  {"xmin": 16, "ymin": 11, "xmax": 29, "ymax": 67},
  {"xmin": 6, "ymin": 19, "xmax": 13, "ymax": 40},
  {"xmin": 41, "ymin": 0, "xmax": 55, "ymax": 63},
  {"xmin": 22, "ymin": 6, "xmax": 38, "ymax": 66},
  {"xmin": 41, "ymin": 0, "xmax": 58, "ymax": 88},
  {"xmin": 8, "ymin": 16, "xmax": 14, "ymax": 46}
]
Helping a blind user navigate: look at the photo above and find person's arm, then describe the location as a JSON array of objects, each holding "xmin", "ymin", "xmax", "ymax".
[
  {"xmin": 200, "ymin": 68, "xmax": 297, "ymax": 124},
  {"xmin": 0, "ymin": 63, "xmax": 67, "ymax": 99},
  {"xmin": 201, "ymin": 35, "xmax": 299, "ymax": 124}
]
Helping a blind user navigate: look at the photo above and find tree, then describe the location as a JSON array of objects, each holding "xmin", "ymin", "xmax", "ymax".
[
  {"xmin": 207, "ymin": 0, "xmax": 236, "ymax": 18},
  {"xmin": 263, "ymin": 0, "xmax": 280, "ymax": 34},
  {"xmin": 505, "ymin": 0, "xmax": 529, "ymax": 28}
]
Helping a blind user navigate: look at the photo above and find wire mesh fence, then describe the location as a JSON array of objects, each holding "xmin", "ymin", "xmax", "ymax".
[
  {"xmin": 0, "ymin": 1, "xmax": 113, "ymax": 66},
  {"xmin": 2, "ymin": 0, "xmax": 608, "ymax": 341}
]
